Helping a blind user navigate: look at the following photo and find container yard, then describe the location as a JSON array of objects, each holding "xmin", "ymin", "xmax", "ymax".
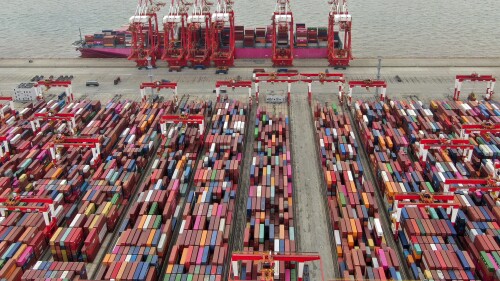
[{"xmin": 0, "ymin": 63, "xmax": 499, "ymax": 281}]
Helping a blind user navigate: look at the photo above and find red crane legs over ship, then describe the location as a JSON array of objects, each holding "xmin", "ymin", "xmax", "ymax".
[
  {"xmin": 125, "ymin": 0, "xmax": 353, "ymax": 67},
  {"xmin": 162, "ymin": 0, "xmax": 190, "ymax": 67},
  {"xmin": 328, "ymin": 0, "xmax": 352, "ymax": 66},
  {"xmin": 128, "ymin": 0, "xmax": 164, "ymax": 67}
]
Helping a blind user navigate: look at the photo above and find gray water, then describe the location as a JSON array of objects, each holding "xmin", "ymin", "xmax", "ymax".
[{"xmin": 1, "ymin": 0, "xmax": 499, "ymax": 58}]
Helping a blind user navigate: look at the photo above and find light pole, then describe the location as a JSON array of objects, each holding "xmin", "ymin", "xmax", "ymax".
[
  {"xmin": 375, "ymin": 56, "xmax": 382, "ymax": 96},
  {"xmin": 147, "ymin": 57, "xmax": 154, "ymax": 96}
]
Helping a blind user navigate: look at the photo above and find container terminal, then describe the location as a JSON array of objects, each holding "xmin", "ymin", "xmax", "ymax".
[{"xmin": 2, "ymin": 0, "xmax": 500, "ymax": 281}]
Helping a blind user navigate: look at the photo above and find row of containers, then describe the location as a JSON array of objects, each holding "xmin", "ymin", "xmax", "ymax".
[
  {"xmin": 85, "ymin": 98, "xmax": 249, "ymax": 280},
  {"xmin": 238, "ymin": 106, "xmax": 298, "ymax": 280},
  {"xmin": 0, "ymin": 96, "xmax": 184, "ymax": 280},
  {"xmin": 1, "ymin": 98, "xmax": 105, "ymax": 280},
  {"xmin": 237, "ymin": 25, "xmax": 327, "ymax": 48},
  {"xmin": 312, "ymin": 104, "xmax": 404, "ymax": 280},
  {"xmin": 351, "ymin": 98, "xmax": 500, "ymax": 281}
]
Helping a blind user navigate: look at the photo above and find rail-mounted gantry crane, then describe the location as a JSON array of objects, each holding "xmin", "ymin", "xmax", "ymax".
[
  {"xmin": 453, "ymin": 73, "xmax": 495, "ymax": 101},
  {"xmin": 328, "ymin": 0, "xmax": 352, "ymax": 67},
  {"xmin": 186, "ymin": 0, "xmax": 213, "ymax": 67},
  {"xmin": 162, "ymin": 0, "xmax": 190, "ymax": 67},
  {"xmin": 211, "ymin": 0, "xmax": 235, "ymax": 67},
  {"xmin": 229, "ymin": 252, "xmax": 323, "ymax": 281},
  {"xmin": 129, "ymin": 0, "xmax": 165, "ymax": 68},
  {"xmin": 272, "ymin": 0, "xmax": 294, "ymax": 66},
  {"xmin": 0, "ymin": 194, "xmax": 58, "ymax": 237}
]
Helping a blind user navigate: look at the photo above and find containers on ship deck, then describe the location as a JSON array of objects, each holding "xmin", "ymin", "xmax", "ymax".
[
  {"xmin": 313, "ymin": 103, "xmax": 403, "ymax": 280},
  {"xmin": 164, "ymin": 100, "xmax": 248, "ymax": 281}
]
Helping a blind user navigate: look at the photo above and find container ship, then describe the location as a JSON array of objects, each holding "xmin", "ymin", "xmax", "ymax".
[
  {"xmin": 75, "ymin": 0, "xmax": 352, "ymax": 68},
  {"xmin": 76, "ymin": 24, "xmax": 340, "ymax": 59}
]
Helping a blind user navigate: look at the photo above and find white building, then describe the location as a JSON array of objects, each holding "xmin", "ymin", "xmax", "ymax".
[{"xmin": 13, "ymin": 83, "xmax": 41, "ymax": 101}]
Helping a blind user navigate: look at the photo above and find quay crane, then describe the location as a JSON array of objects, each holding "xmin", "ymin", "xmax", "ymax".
[
  {"xmin": 186, "ymin": 0, "xmax": 213, "ymax": 67},
  {"xmin": 328, "ymin": 0, "xmax": 352, "ymax": 67},
  {"xmin": 272, "ymin": 0, "xmax": 294, "ymax": 66},
  {"xmin": 211, "ymin": 0, "xmax": 235, "ymax": 67},
  {"xmin": 162, "ymin": 0, "xmax": 190, "ymax": 67},
  {"xmin": 129, "ymin": 0, "xmax": 165, "ymax": 68}
]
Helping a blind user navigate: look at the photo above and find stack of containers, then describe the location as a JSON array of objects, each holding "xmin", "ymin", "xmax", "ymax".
[
  {"xmin": 353, "ymin": 98, "xmax": 500, "ymax": 280},
  {"xmin": 255, "ymin": 28, "xmax": 266, "ymax": 44},
  {"xmin": 0, "ymin": 100, "xmax": 108, "ymax": 280},
  {"xmin": 93, "ymin": 33, "xmax": 104, "ymax": 46},
  {"xmin": 244, "ymin": 29, "xmax": 255, "ymax": 47},
  {"xmin": 48, "ymin": 99, "xmax": 146, "ymax": 263},
  {"xmin": 116, "ymin": 32, "xmax": 126, "ymax": 46},
  {"xmin": 307, "ymin": 27, "xmax": 318, "ymax": 44},
  {"xmin": 94, "ymin": 100, "xmax": 209, "ymax": 280},
  {"xmin": 125, "ymin": 33, "xmax": 132, "ymax": 47},
  {"xmin": 239, "ymin": 106, "xmax": 297, "ymax": 280},
  {"xmin": 84, "ymin": 35, "xmax": 94, "ymax": 45},
  {"xmin": 235, "ymin": 26, "xmax": 244, "ymax": 41},
  {"xmin": 103, "ymin": 35, "xmax": 116, "ymax": 47},
  {"xmin": 313, "ymin": 104, "xmax": 403, "ymax": 280},
  {"xmin": 295, "ymin": 24, "xmax": 307, "ymax": 47},
  {"xmin": 266, "ymin": 25, "xmax": 273, "ymax": 43},
  {"xmin": 164, "ymin": 99, "xmax": 248, "ymax": 281},
  {"xmin": 318, "ymin": 27, "xmax": 328, "ymax": 41},
  {"xmin": 21, "ymin": 261, "xmax": 88, "ymax": 280}
]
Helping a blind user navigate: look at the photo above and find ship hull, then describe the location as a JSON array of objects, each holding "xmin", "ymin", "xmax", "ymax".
[
  {"xmin": 78, "ymin": 47, "xmax": 129, "ymax": 58},
  {"xmin": 78, "ymin": 47, "xmax": 328, "ymax": 59}
]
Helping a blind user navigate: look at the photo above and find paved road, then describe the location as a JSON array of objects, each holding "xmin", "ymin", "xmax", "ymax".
[{"xmin": 290, "ymin": 95, "xmax": 336, "ymax": 281}]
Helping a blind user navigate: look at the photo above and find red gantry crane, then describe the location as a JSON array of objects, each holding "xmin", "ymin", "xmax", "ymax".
[
  {"xmin": 253, "ymin": 72, "xmax": 300, "ymax": 104},
  {"xmin": 35, "ymin": 79, "xmax": 74, "ymax": 101},
  {"xmin": 162, "ymin": 0, "xmax": 190, "ymax": 67},
  {"xmin": 301, "ymin": 72, "xmax": 345, "ymax": 104},
  {"xmin": 211, "ymin": 0, "xmax": 235, "ymax": 67},
  {"xmin": 0, "ymin": 136, "xmax": 10, "ymax": 162},
  {"xmin": 0, "ymin": 97, "xmax": 15, "ymax": 120},
  {"xmin": 453, "ymin": 73, "xmax": 496, "ymax": 101},
  {"xmin": 30, "ymin": 112, "xmax": 78, "ymax": 135},
  {"xmin": 139, "ymin": 81, "xmax": 179, "ymax": 104},
  {"xmin": 229, "ymin": 252, "xmax": 323, "ymax": 281},
  {"xmin": 186, "ymin": 0, "xmax": 213, "ymax": 67},
  {"xmin": 0, "ymin": 194, "xmax": 58, "ymax": 236},
  {"xmin": 444, "ymin": 162, "xmax": 500, "ymax": 194},
  {"xmin": 418, "ymin": 138, "xmax": 474, "ymax": 163},
  {"xmin": 160, "ymin": 114, "xmax": 205, "ymax": 144},
  {"xmin": 214, "ymin": 80, "xmax": 252, "ymax": 102},
  {"xmin": 391, "ymin": 192, "xmax": 460, "ymax": 239},
  {"xmin": 328, "ymin": 0, "xmax": 352, "ymax": 67},
  {"xmin": 272, "ymin": 0, "xmax": 294, "ymax": 66},
  {"xmin": 49, "ymin": 136, "xmax": 102, "ymax": 167},
  {"xmin": 129, "ymin": 0, "xmax": 165, "ymax": 68},
  {"xmin": 347, "ymin": 79, "xmax": 387, "ymax": 106},
  {"xmin": 460, "ymin": 121, "xmax": 500, "ymax": 140}
]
